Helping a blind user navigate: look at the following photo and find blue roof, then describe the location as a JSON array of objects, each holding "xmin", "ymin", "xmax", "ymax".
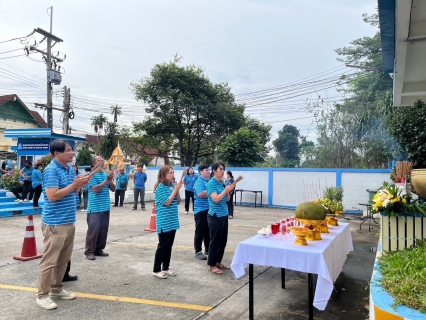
[
  {"xmin": 378, "ymin": 0, "xmax": 396, "ymax": 73},
  {"xmin": 4, "ymin": 128, "xmax": 86, "ymax": 142}
]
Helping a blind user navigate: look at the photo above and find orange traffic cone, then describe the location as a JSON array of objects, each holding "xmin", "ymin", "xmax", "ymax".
[
  {"xmin": 13, "ymin": 215, "xmax": 43, "ymax": 261},
  {"xmin": 144, "ymin": 202, "xmax": 157, "ymax": 232}
]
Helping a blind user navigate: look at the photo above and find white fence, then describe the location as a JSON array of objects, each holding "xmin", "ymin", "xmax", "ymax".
[{"xmin": 139, "ymin": 167, "xmax": 391, "ymax": 212}]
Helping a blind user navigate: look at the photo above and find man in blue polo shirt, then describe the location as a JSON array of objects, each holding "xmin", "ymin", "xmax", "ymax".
[
  {"xmin": 36, "ymin": 139, "xmax": 91, "ymax": 310},
  {"xmin": 84, "ymin": 156, "xmax": 115, "ymax": 260},
  {"xmin": 193, "ymin": 164, "xmax": 211, "ymax": 260},
  {"xmin": 132, "ymin": 164, "xmax": 147, "ymax": 211}
]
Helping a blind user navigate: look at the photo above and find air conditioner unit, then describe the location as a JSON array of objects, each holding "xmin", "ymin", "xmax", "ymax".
[{"xmin": 47, "ymin": 69, "xmax": 62, "ymax": 85}]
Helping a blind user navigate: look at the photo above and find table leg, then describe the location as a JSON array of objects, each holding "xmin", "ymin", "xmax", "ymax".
[
  {"xmin": 254, "ymin": 192, "xmax": 257, "ymax": 208},
  {"xmin": 249, "ymin": 264, "xmax": 254, "ymax": 320},
  {"xmin": 260, "ymin": 192, "xmax": 262, "ymax": 207},
  {"xmin": 281, "ymin": 268, "xmax": 285, "ymax": 289},
  {"xmin": 308, "ymin": 273, "xmax": 314, "ymax": 320},
  {"xmin": 240, "ymin": 191, "xmax": 243, "ymax": 206}
]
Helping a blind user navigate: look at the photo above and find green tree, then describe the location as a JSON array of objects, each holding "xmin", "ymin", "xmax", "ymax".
[
  {"xmin": 219, "ymin": 127, "xmax": 264, "ymax": 167},
  {"xmin": 91, "ymin": 113, "xmax": 108, "ymax": 135},
  {"xmin": 306, "ymin": 13, "xmax": 397, "ymax": 168},
  {"xmin": 110, "ymin": 105, "xmax": 122, "ymax": 123},
  {"xmin": 386, "ymin": 100, "xmax": 426, "ymax": 168},
  {"xmin": 130, "ymin": 58, "xmax": 245, "ymax": 167},
  {"xmin": 273, "ymin": 125, "xmax": 301, "ymax": 167},
  {"xmin": 244, "ymin": 116, "xmax": 272, "ymax": 154},
  {"xmin": 75, "ymin": 144, "xmax": 94, "ymax": 166},
  {"xmin": 98, "ymin": 122, "xmax": 119, "ymax": 159}
]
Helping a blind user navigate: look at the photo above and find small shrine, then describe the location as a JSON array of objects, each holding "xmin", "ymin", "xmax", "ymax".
[{"xmin": 105, "ymin": 142, "xmax": 126, "ymax": 170}]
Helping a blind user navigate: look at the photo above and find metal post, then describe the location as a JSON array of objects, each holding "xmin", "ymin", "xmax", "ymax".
[
  {"xmin": 46, "ymin": 6, "xmax": 53, "ymax": 129},
  {"xmin": 281, "ymin": 268, "xmax": 286, "ymax": 289},
  {"xmin": 249, "ymin": 264, "xmax": 254, "ymax": 320},
  {"xmin": 308, "ymin": 273, "xmax": 314, "ymax": 320}
]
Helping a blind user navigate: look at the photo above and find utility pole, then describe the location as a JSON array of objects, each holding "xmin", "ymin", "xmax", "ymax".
[
  {"xmin": 30, "ymin": 6, "xmax": 64, "ymax": 129},
  {"xmin": 46, "ymin": 6, "xmax": 53, "ymax": 130},
  {"xmin": 62, "ymin": 86, "xmax": 71, "ymax": 134}
]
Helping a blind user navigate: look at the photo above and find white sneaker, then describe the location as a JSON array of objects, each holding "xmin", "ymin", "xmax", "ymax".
[
  {"xmin": 14, "ymin": 199, "xmax": 20, "ymax": 202},
  {"xmin": 23, "ymin": 199, "xmax": 28, "ymax": 202},
  {"xmin": 29, "ymin": 200, "xmax": 33, "ymax": 203},
  {"xmin": 49, "ymin": 289, "xmax": 76, "ymax": 300},
  {"xmin": 17, "ymin": 199, "xmax": 23, "ymax": 203},
  {"xmin": 80, "ymin": 209, "xmax": 86, "ymax": 212},
  {"xmin": 36, "ymin": 297, "xmax": 57, "ymax": 310},
  {"xmin": 185, "ymin": 211, "xmax": 189, "ymax": 214}
]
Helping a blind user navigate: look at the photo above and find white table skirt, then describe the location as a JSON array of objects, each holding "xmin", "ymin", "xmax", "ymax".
[{"xmin": 230, "ymin": 222, "xmax": 353, "ymax": 310}]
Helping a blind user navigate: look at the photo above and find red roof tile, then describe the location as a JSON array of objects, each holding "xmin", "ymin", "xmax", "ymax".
[{"xmin": 29, "ymin": 110, "xmax": 48, "ymax": 128}]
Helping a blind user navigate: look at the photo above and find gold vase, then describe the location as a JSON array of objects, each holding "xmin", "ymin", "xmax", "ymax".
[{"xmin": 297, "ymin": 219, "xmax": 323, "ymax": 240}]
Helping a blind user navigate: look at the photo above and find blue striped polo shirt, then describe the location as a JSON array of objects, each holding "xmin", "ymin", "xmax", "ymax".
[
  {"xmin": 87, "ymin": 172, "xmax": 111, "ymax": 213},
  {"xmin": 194, "ymin": 176, "xmax": 209, "ymax": 214},
  {"xmin": 42, "ymin": 159, "xmax": 77, "ymax": 225},
  {"xmin": 155, "ymin": 183, "xmax": 180, "ymax": 234},
  {"xmin": 207, "ymin": 178, "xmax": 228, "ymax": 217},
  {"xmin": 183, "ymin": 175, "xmax": 198, "ymax": 192},
  {"xmin": 32, "ymin": 169, "xmax": 42, "ymax": 188}
]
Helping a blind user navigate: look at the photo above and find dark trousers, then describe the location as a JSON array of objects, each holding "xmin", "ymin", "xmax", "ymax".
[
  {"xmin": 11, "ymin": 185, "xmax": 23, "ymax": 200},
  {"xmin": 64, "ymin": 260, "xmax": 71, "ymax": 277},
  {"xmin": 207, "ymin": 214, "xmax": 228, "ymax": 267},
  {"xmin": 185, "ymin": 190, "xmax": 195, "ymax": 212},
  {"xmin": 114, "ymin": 190, "xmax": 125, "ymax": 206},
  {"xmin": 153, "ymin": 230, "xmax": 176, "ymax": 273},
  {"xmin": 83, "ymin": 191, "xmax": 88, "ymax": 210},
  {"xmin": 84, "ymin": 211, "xmax": 110, "ymax": 256},
  {"xmin": 194, "ymin": 209, "xmax": 210, "ymax": 253},
  {"xmin": 33, "ymin": 185, "xmax": 42, "ymax": 207},
  {"xmin": 22, "ymin": 180, "xmax": 33, "ymax": 200},
  {"xmin": 133, "ymin": 189, "xmax": 145, "ymax": 209},
  {"xmin": 227, "ymin": 200, "xmax": 234, "ymax": 217}
]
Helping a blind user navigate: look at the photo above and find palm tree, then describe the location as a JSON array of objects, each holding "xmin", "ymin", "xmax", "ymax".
[
  {"xmin": 91, "ymin": 113, "xmax": 108, "ymax": 134},
  {"xmin": 110, "ymin": 105, "xmax": 122, "ymax": 123}
]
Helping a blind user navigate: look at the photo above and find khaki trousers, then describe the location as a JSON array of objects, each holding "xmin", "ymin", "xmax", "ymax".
[{"xmin": 37, "ymin": 222, "xmax": 75, "ymax": 299}]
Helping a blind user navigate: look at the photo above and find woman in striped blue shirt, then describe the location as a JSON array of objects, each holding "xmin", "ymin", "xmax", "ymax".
[
  {"xmin": 152, "ymin": 166, "xmax": 183, "ymax": 279},
  {"xmin": 207, "ymin": 162, "xmax": 236, "ymax": 275}
]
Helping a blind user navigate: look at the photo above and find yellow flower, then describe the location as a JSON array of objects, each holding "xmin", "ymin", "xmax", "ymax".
[
  {"xmin": 373, "ymin": 193, "xmax": 380, "ymax": 200},
  {"xmin": 402, "ymin": 198, "xmax": 407, "ymax": 203},
  {"xmin": 389, "ymin": 194, "xmax": 394, "ymax": 199},
  {"xmin": 376, "ymin": 200, "xmax": 383, "ymax": 208}
]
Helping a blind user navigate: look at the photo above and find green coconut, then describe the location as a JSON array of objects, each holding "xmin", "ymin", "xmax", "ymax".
[{"xmin": 295, "ymin": 202, "xmax": 327, "ymax": 220}]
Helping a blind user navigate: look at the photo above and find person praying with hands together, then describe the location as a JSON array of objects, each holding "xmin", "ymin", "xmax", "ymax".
[
  {"xmin": 152, "ymin": 166, "xmax": 182, "ymax": 279},
  {"xmin": 207, "ymin": 162, "xmax": 236, "ymax": 275}
]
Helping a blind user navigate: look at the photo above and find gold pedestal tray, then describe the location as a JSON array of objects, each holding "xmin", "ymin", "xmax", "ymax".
[
  {"xmin": 292, "ymin": 228, "xmax": 309, "ymax": 246},
  {"xmin": 320, "ymin": 221, "xmax": 329, "ymax": 233},
  {"xmin": 327, "ymin": 214, "xmax": 338, "ymax": 226},
  {"xmin": 335, "ymin": 210, "xmax": 343, "ymax": 217},
  {"xmin": 296, "ymin": 219, "xmax": 323, "ymax": 240}
]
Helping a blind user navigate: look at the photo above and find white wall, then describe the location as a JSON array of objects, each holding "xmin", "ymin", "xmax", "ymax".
[{"xmin": 142, "ymin": 167, "xmax": 391, "ymax": 210}]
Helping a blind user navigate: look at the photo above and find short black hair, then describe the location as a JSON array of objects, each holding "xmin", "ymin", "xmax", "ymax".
[
  {"xmin": 137, "ymin": 165, "xmax": 143, "ymax": 168},
  {"xmin": 210, "ymin": 162, "xmax": 225, "ymax": 177},
  {"xmin": 198, "ymin": 164, "xmax": 209, "ymax": 172},
  {"xmin": 35, "ymin": 163, "xmax": 42, "ymax": 169},
  {"xmin": 50, "ymin": 139, "xmax": 72, "ymax": 155},
  {"xmin": 25, "ymin": 160, "xmax": 32, "ymax": 165}
]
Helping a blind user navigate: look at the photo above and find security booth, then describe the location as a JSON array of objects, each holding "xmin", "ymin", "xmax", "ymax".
[{"xmin": 4, "ymin": 128, "xmax": 86, "ymax": 169}]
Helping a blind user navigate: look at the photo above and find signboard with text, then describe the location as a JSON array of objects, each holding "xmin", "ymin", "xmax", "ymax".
[{"xmin": 17, "ymin": 142, "xmax": 50, "ymax": 151}]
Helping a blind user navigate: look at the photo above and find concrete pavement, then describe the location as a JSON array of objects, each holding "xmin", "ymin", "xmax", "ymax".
[{"xmin": 0, "ymin": 203, "xmax": 378, "ymax": 319}]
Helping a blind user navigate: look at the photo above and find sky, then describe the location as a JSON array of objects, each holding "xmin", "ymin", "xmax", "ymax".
[{"xmin": 0, "ymin": 0, "xmax": 378, "ymax": 147}]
